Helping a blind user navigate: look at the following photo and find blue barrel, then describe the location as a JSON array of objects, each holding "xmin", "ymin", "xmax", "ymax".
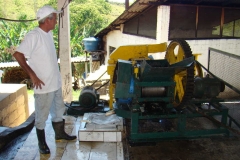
[
  {"xmin": 82, "ymin": 72, "xmax": 86, "ymax": 79},
  {"xmin": 82, "ymin": 37, "xmax": 100, "ymax": 51}
]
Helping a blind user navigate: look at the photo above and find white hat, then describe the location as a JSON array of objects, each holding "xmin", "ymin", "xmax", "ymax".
[{"xmin": 36, "ymin": 5, "xmax": 62, "ymax": 21}]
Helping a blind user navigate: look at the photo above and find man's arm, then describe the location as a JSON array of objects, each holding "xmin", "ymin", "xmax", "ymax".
[{"xmin": 13, "ymin": 51, "xmax": 45, "ymax": 89}]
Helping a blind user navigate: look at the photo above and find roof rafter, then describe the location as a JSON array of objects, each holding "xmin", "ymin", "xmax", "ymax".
[{"xmin": 195, "ymin": 0, "xmax": 204, "ymax": 4}]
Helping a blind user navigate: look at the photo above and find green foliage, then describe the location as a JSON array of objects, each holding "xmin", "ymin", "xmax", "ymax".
[
  {"xmin": 60, "ymin": 0, "xmax": 113, "ymax": 57},
  {"xmin": 0, "ymin": 0, "xmax": 51, "ymax": 62},
  {"xmin": 72, "ymin": 89, "xmax": 81, "ymax": 101},
  {"xmin": 70, "ymin": 26, "xmax": 85, "ymax": 57},
  {"xmin": 73, "ymin": 62, "xmax": 85, "ymax": 79},
  {"xmin": 0, "ymin": 0, "xmax": 124, "ymax": 62},
  {"xmin": 0, "ymin": 15, "xmax": 37, "ymax": 62},
  {"xmin": 70, "ymin": 0, "xmax": 111, "ymax": 38}
]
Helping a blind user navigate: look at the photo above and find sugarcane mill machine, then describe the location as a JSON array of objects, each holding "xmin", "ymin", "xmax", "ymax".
[
  {"xmin": 106, "ymin": 39, "xmax": 233, "ymax": 143},
  {"xmin": 68, "ymin": 39, "xmax": 236, "ymax": 143}
]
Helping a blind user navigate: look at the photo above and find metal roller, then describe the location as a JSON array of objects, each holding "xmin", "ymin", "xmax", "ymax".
[{"xmin": 141, "ymin": 87, "xmax": 166, "ymax": 97}]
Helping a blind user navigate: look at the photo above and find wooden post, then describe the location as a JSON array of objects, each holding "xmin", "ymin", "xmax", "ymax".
[
  {"xmin": 125, "ymin": 0, "xmax": 129, "ymax": 10},
  {"xmin": 57, "ymin": 0, "xmax": 72, "ymax": 103}
]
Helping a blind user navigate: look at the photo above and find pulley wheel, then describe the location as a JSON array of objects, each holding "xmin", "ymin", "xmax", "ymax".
[{"xmin": 165, "ymin": 39, "xmax": 194, "ymax": 109}]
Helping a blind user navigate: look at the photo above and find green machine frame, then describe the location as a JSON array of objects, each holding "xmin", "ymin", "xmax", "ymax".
[
  {"xmin": 115, "ymin": 100, "xmax": 229, "ymax": 143},
  {"xmin": 113, "ymin": 58, "xmax": 230, "ymax": 143}
]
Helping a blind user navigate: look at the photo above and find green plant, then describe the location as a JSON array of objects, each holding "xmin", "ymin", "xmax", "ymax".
[
  {"xmin": 27, "ymin": 89, "xmax": 34, "ymax": 97},
  {"xmin": 0, "ymin": 0, "xmax": 123, "ymax": 61},
  {"xmin": 0, "ymin": 15, "xmax": 37, "ymax": 62},
  {"xmin": 72, "ymin": 89, "xmax": 81, "ymax": 101}
]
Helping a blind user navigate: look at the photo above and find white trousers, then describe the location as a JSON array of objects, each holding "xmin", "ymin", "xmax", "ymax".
[{"xmin": 34, "ymin": 88, "xmax": 65, "ymax": 130}]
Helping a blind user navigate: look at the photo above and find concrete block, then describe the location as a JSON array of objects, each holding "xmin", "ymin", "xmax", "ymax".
[
  {"xmin": 79, "ymin": 113, "xmax": 123, "ymax": 142},
  {"xmin": 12, "ymin": 110, "xmax": 19, "ymax": 121},
  {"xmin": 7, "ymin": 92, "xmax": 17, "ymax": 104},
  {"xmin": 19, "ymin": 86, "xmax": 29, "ymax": 108},
  {"xmin": 17, "ymin": 95, "xmax": 25, "ymax": 106},
  {"xmin": 117, "ymin": 142, "xmax": 124, "ymax": 160},
  {"xmin": 14, "ymin": 114, "xmax": 26, "ymax": 127},
  {"xmin": 17, "ymin": 104, "xmax": 24, "ymax": 115},
  {"xmin": 1, "ymin": 107, "xmax": 7, "ymax": 117},
  {"xmin": 0, "ymin": 98, "xmax": 8, "ymax": 110},
  {"xmin": 16, "ymin": 85, "xmax": 27, "ymax": 97},
  {"xmin": 104, "ymin": 132, "xmax": 122, "ymax": 142},
  {"xmin": 20, "ymin": 112, "xmax": 26, "ymax": 122},
  {"xmin": 104, "ymin": 132, "xmax": 117, "ymax": 142},
  {"xmin": 8, "ymin": 101, "xmax": 17, "ymax": 113},
  {"xmin": 116, "ymin": 132, "xmax": 122, "ymax": 142},
  {"xmin": 0, "ymin": 84, "xmax": 29, "ymax": 127},
  {"xmin": 79, "ymin": 131, "xmax": 103, "ymax": 141},
  {"xmin": 2, "ymin": 116, "xmax": 10, "ymax": 126}
]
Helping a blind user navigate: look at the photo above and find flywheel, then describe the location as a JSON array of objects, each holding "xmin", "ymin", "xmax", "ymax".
[{"xmin": 165, "ymin": 39, "xmax": 194, "ymax": 109}]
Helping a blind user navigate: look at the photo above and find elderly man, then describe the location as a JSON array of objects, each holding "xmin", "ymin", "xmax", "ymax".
[{"xmin": 13, "ymin": 5, "xmax": 76, "ymax": 154}]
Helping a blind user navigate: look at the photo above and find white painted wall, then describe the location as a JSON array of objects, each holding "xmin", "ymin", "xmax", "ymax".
[
  {"xmin": 105, "ymin": 5, "xmax": 171, "ymax": 62},
  {"xmin": 156, "ymin": 5, "xmax": 170, "ymax": 44},
  {"xmin": 187, "ymin": 39, "xmax": 240, "ymax": 68},
  {"xmin": 105, "ymin": 29, "xmax": 158, "ymax": 61}
]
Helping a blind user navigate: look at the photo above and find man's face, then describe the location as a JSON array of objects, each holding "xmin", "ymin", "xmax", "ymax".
[{"xmin": 47, "ymin": 13, "xmax": 58, "ymax": 30}]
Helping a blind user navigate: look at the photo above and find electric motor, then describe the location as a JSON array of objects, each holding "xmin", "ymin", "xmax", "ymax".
[
  {"xmin": 193, "ymin": 75, "xmax": 225, "ymax": 98},
  {"xmin": 79, "ymin": 86, "xmax": 99, "ymax": 107}
]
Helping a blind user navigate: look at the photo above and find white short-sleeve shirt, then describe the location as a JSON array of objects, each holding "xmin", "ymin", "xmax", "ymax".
[{"xmin": 17, "ymin": 27, "xmax": 61, "ymax": 94}]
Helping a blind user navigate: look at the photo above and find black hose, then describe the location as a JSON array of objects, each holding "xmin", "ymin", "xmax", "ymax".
[
  {"xmin": 64, "ymin": 103, "xmax": 94, "ymax": 111},
  {"xmin": 90, "ymin": 71, "xmax": 107, "ymax": 87},
  {"xmin": 95, "ymin": 80, "xmax": 110, "ymax": 91},
  {"xmin": 64, "ymin": 99, "xmax": 108, "ymax": 111}
]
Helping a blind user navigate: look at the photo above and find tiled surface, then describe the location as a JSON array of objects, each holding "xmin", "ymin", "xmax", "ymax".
[
  {"xmin": 79, "ymin": 113, "xmax": 123, "ymax": 142},
  {"xmin": 14, "ymin": 115, "xmax": 124, "ymax": 160},
  {"xmin": 62, "ymin": 141, "xmax": 123, "ymax": 160}
]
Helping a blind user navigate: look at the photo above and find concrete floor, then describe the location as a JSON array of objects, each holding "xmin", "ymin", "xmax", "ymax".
[
  {"xmin": 0, "ymin": 117, "xmax": 239, "ymax": 160},
  {"xmin": 8, "ymin": 114, "xmax": 240, "ymax": 160},
  {"xmin": 12, "ymin": 115, "xmax": 123, "ymax": 160},
  {"xmin": 124, "ymin": 135, "xmax": 240, "ymax": 160},
  {"xmin": 1, "ymin": 100, "xmax": 240, "ymax": 160},
  {"xmin": 122, "ymin": 103, "xmax": 240, "ymax": 160}
]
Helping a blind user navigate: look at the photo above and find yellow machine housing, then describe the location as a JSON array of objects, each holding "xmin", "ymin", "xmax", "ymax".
[{"xmin": 107, "ymin": 43, "xmax": 168, "ymax": 109}]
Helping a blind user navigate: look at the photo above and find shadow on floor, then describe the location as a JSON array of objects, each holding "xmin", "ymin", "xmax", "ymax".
[{"xmin": 0, "ymin": 112, "xmax": 35, "ymax": 156}]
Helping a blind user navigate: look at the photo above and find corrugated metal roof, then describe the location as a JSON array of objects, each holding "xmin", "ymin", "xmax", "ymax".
[
  {"xmin": 0, "ymin": 62, "xmax": 20, "ymax": 69},
  {"xmin": 0, "ymin": 56, "xmax": 89, "ymax": 69},
  {"xmin": 96, "ymin": 0, "xmax": 240, "ymax": 37},
  {"xmin": 96, "ymin": 0, "xmax": 159, "ymax": 37}
]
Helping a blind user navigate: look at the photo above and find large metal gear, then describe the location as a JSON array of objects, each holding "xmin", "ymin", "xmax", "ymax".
[{"xmin": 165, "ymin": 39, "xmax": 194, "ymax": 109}]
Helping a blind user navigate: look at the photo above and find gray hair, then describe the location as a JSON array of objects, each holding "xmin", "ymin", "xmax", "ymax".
[{"xmin": 38, "ymin": 13, "xmax": 55, "ymax": 24}]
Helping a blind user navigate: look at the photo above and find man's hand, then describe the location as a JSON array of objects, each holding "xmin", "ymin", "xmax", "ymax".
[{"xmin": 30, "ymin": 73, "xmax": 45, "ymax": 89}]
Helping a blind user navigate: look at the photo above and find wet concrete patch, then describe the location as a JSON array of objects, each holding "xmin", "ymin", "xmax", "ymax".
[
  {"xmin": 124, "ymin": 136, "xmax": 240, "ymax": 160},
  {"xmin": 0, "ymin": 131, "xmax": 30, "ymax": 160},
  {"xmin": 0, "ymin": 113, "xmax": 35, "ymax": 150}
]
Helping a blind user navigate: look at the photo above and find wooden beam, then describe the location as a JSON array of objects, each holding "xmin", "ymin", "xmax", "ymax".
[
  {"xmin": 125, "ymin": 0, "xmax": 129, "ymax": 10},
  {"xmin": 147, "ymin": 1, "xmax": 168, "ymax": 5},
  {"xmin": 139, "ymin": 3, "xmax": 150, "ymax": 5},
  {"xmin": 127, "ymin": 11, "xmax": 141, "ymax": 13}
]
